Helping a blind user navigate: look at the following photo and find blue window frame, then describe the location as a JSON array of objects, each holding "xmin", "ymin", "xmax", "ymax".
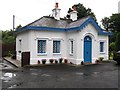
[
  {"xmin": 38, "ymin": 40, "xmax": 46, "ymax": 53},
  {"xmin": 53, "ymin": 41, "xmax": 60, "ymax": 53},
  {"xmin": 70, "ymin": 41, "xmax": 73, "ymax": 54},
  {"xmin": 100, "ymin": 42, "xmax": 104, "ymax": 52}
]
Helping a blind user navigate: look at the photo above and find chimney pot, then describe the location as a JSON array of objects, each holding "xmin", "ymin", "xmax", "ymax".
[
  {"xmin": 55, "ymin": 3, "xmax": 58, "ymax": 8},
  {"xmin": 52, "ymin": 2, "xmax": 61, "ymax": 20},
  {"xmin": 70, "ymin": 6, "xmax": 77, "ymax": 21},
  {"xmin": 73, "ymin": 6, "xmax": 76, "ymax": 11}
]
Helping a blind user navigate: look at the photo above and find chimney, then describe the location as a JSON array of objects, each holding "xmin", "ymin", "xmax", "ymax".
[
  {"xmin": 70, "ymin": 6, "xmax": 77, "ymax": 21},
  {"xmin": 52, "ymin": 2, "xmax": 61, "ymax": 20}
]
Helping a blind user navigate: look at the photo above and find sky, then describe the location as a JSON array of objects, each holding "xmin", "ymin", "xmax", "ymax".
[{"xmin": 0, "ymin": 0, "xmax": 120, "ymax": 31}]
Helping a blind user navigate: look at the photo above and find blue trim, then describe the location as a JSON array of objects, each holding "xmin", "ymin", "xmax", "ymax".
[
  {"xmin": 17, "ymin": 26, "xmax": 65, "ymax": 32},
  {"xmin": 16, "ymin": 17, "xmax": 112, "ymax": 35}
]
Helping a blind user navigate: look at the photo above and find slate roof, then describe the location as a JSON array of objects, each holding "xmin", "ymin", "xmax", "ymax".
[
  {"xmin": 16, "ymin": 16, "xmax": 112, "ymax": 35},
  {"xmin": 27, "ymin": 16, "xmax": 89, "ymax": 29}
]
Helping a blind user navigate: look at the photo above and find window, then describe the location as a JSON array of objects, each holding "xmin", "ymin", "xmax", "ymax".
[
  {"xmin": 100, "ymin": 42, "xmax": 104, "ymax": 52},
  {"xmin": 53, "ymin": 41, "xmax": 60, "ymax": 53},
  {"xmin": 70, "ymin": 41, "xmax": 73, "ymax": 54},
  {"xmin": 38, "ymin": 40, "xmax": 46, "ymax": 53}
]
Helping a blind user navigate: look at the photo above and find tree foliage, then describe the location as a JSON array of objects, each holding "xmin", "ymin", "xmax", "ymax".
[
  {"xmin": 101, "ymin": 13, "xmax": 120, "ymax": 32},
  {"xmin": 115, "ymin": 32, "xmax": 120, "ymax": 51},
  {"xmin": 66, "ymin": 3, "xmax": 96, "ymax": 20},
  {"xmin": 109, "ymin": 42, "xmax": 115, "ymax": 52},
  {"xmin": 16, "ymin": 25, "xmax": 22, "ymax": 29},
  {"xmin": 109, "ymin": 14, "xmax": 120, "ymax": 32},
  {"xmin": 101, "ymin": 17, "xmax": 110, "ymax": 30},
  {"xmin": 101, "ymin": 14, "xmax": 120, "ymax": 52},
  {"xmin": 2, "ymin": 30, "xmax": 16, "ymax": 44}
]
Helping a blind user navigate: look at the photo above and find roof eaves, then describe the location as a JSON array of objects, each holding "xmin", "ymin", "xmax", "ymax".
[
  {"xmin": 98, "ymin": 31, "xmax": 113, "ymax": 35},
  {"xmin": 25, "ymin": 26, "xmax": 65, "ymax": 31}
]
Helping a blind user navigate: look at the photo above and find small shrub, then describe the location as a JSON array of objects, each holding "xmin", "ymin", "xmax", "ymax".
[
  {"xmin": 99, "ymin": 57, "xmax": 104, "ymax": 61},
  {"xmin": 8, "ymin": 51, "xmax": 13, "ymax": 57}
]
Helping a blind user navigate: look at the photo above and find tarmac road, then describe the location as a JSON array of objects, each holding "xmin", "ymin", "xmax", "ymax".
[{"xmin": 1, "ymin": 60, "xmax": 120, "ymax": 89}]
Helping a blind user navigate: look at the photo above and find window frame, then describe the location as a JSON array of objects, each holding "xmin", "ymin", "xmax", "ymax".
[
  {"xmin": 37, "ymin": 40, "xmax": 47, "ymax": 55},
  {"xmin": 70, "ymin": 40, "xmax": 74, "ymax": 55},
  {"xmin": 99, "ymin": 41, "xmax": 105, "ymax": 53},
  {"xmin": 53, "ymin": 40, "xmax": 61, "ymax": 54}
]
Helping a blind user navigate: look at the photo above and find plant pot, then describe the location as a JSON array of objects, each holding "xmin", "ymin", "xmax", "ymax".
[
  {"xmin": 55, "ymin": 60, "xmax": 58, "ymax": 64},
  {"xmin": 59, "ymin": 58, "xmax": 63, "ymax": 63},
  {"xmin": 42, "ymin": 59, "xmax": 46, "ymax": 64},
  {"xmin": 42, "ymin": 61, "xmax": 46, "ymax": 64},
  {"xmin": 95, "ymin": 60, "xmax": 99, "ymax": 64},
  {"xmin": 81, "ymin": 61, "xmax": 84, "ymax": 65},
  {"xmin": 64, "ymin": 59, "xmax": 68, "ymax": 63},
  {"xmin": 49, "ymin": 59, "xmax": 54, "ymax": 64},
  {"xmin": 38, "ymin": 60, "xmax": 40, "ymax": 64}
]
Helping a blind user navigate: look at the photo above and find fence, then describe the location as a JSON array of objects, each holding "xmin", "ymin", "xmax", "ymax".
[{"xmin": 2, "ymin": 42, "xmax": 16, "ymax": 57}]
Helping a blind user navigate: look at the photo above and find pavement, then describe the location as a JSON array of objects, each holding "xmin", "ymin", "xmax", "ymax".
[
  {"xmin": 2, "ymin": 57, "xmax": 99, "ymax": 68},
  {"xmin": 1, "ymin": 60, "xmax": 120, "ymax": 89},
  {"xmin": 3, "ymin": 57, "xmax": 21, "ymax": 68}
]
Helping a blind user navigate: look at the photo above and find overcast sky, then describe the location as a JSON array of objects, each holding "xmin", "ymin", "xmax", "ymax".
[{"xmin": 0, "ymin": 0, "xmax": 119, "ymax": 30}]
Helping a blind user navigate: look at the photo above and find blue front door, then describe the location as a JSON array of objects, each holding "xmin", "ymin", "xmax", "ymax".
[{"xmin": 84, "ymin": 36, "xmax": 92, "ymax": 62}]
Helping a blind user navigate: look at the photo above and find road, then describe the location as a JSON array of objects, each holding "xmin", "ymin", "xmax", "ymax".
[{"xmin": 1, "ymin": 60, "xmax": 120, "ymax": 89}]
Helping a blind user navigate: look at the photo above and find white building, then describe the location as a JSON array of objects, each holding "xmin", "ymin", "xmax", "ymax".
[{"xmin": 16, "ymin": 3, "xmax": 111, "ymax": 66}]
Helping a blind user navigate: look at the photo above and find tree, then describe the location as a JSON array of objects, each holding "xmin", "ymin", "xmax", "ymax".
[
  {"xmin": 101, "ymin": 17, "xmax": 110, "ymax": 30},
  {"xmin": 109, "ymin": 42, "xmax": 115, "ymax": 52},
  {"xmin": 101, "ymin": 14, "xmax": 120, "ymax": 44},
  {"xmin": 101, "ymin": 14, "xmax": 120, "ymax": 32},
  {"xmin": 115, "ymin": 32, "xmax": 120, "ymax": 51},
  {"xmin": 66, "ymin": 3, "xmax": 96, "ymax": 20},
  {"xmin": 16, "ymin": 25, "xmax": 22, "ymax": 29},
  {"xmin": 2, "ymin": 30, "xmax": 16, "ymax": 44},
  {"xmin": 109, "ymin": 14, "xmax": 120, "ymax": 32}
]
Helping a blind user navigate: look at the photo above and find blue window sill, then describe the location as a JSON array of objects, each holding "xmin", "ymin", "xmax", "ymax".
[{"xmin": 37, "ymin": 53, "xmax": 47, "ymax": 56}]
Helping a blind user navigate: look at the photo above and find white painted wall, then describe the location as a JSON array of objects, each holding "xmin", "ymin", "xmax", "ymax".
[
  {"xmin": 98, "ymin": 35, "xmax": 109, "ymax": 60},
  {"xmin": 16, "ymin": 23, "xmax": 109, "ymax": 65},
  {"xmin": 75, "ymin": 23, "xmax": 109, "ymax": 64},
  {"xmin": 66, "ymin": 31, "xmax": 79, "ymax": 64},
  {"xmin": 16, "ymin": 31, "xmax": 30, "ymax": 61},
  {"xmin": 76, "ymin": 24, "xmax": 98, "ymax": 64},
  {"xmin": 29, "ymin": 30, "xmax": 67, "ymax": 64}
]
